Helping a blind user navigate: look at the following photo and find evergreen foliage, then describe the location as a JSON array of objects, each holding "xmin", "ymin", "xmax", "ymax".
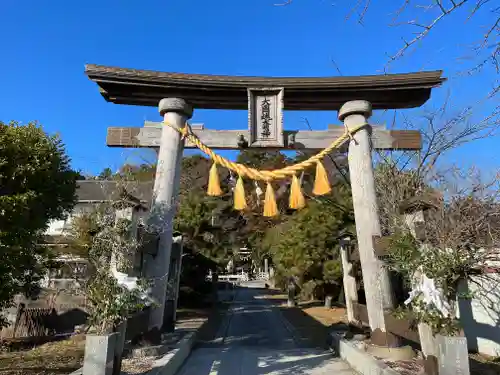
[{"xmin": 0, "ymin": 121, "xmax": 78, "ymax": 327}]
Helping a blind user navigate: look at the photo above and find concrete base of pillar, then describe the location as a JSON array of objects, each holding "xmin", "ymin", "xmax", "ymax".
[
  {"xmin": 112, "ymin": 323, "xmax": 127, "ymax": 375},
  {"xmin": 365, "ymin": 343, "xmax": 416, "ymax": 361},
  {"xmin": 162, "ymin": 300, "xmax": 175, "ymax": 333}
]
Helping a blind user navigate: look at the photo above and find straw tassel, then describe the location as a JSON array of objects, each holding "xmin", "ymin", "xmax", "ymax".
[
  {"xmin": 263, "ymin": 182, "xmax": 279, "ymax": 217},
  {"xmin": 234, "ymin": 175, "xmax": 247, "ymax": 210},
  {"xmin": 289, "ymin": 174, "xmax": 306, "ymax": 210},
  {"xmin": 207, "ymin": 163, "xmax": 223, "ymax": 196},
  {"xmin": 312, "ymin": 161, "xmax": 332, "ymax": 196}
]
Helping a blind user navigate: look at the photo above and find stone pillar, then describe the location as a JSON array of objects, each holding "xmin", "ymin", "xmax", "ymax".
[
  {"xmin": 264, "ymin": 258, "xmax": 269, "ymax": 276},
  {"xmin": 147, "ymin": 98, "xmax": 192, "ymax": 330},
  {"xmin": 339, "ymin": 100, "xmax": 400, "ymax": 347},
  {"xmin": 339, "ymin": 236, "xmax": 359, "ymax": 325}
]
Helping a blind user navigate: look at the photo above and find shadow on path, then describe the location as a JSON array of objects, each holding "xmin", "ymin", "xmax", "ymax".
[{"xmin": 175, "ymin": 282, "xmax": 355, "ymax": 375}]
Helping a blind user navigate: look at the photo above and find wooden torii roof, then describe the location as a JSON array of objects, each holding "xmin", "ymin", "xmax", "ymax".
[{"xmin": 85, "ymin": 64, "xmax": 445, "ymax": 110}]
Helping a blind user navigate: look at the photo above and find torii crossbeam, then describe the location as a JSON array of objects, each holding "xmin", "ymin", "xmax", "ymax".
[{"xmin": 106, "ymin": 122, "xmax": 422, "ymax": 151}]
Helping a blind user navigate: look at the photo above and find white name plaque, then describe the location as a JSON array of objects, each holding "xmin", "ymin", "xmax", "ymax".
[{"xmin": 248, "ymin": 88, "xmax": 284, "ymax": 147}]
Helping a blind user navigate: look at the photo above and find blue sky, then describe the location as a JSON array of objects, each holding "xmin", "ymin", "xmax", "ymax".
[{"xmin": 1, "ymin": 0, "xmax": 498, "ymax": 176}]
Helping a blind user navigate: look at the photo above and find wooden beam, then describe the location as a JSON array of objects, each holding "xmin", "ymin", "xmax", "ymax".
[
  {"xmin": 107, "ymin": 124, "xmax": 421, "ymax": 151},
  {"xmin": 352, "ymin": 303, "xmax": 422, "ymax": 344}
]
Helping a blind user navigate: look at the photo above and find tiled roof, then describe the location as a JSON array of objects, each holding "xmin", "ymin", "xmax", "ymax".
[
  {"xmin": 85, "ymin": 64, "xmax": 445, "ymax": 110},
  {"xmin": 76, "ymin": 180, "xmax": 154, "ymax": 203}
]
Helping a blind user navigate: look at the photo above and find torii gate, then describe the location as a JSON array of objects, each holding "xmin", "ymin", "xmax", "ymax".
[{"xmin": 85, "ymin": 64, "xmax": 444, "ymax": 348}]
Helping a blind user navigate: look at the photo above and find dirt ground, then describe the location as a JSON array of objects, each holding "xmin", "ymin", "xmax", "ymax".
[
  {"xmin": 260, "ymin": 291, "xmax": 348, "ymax": 349},
  {"xmin": 0, "ymin": 307, "xmax": 216, "ymax": 375},
  {"xmin": 0, "ymin": 334, "xmax": 85, "ymax": 375},
  {"xmin": 279, "ymin": 303, "xmax": 348, "ymax": 349},
  {"xmin": 262, "ymin": 292, "xmax": 500, "ymax": 375}
]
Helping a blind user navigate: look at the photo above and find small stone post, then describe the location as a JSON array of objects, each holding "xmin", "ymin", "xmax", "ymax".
[
  {"xmin": 269, "ymin": 267, "xmax": 275, "ymax": 288},
  {"xmin": 112, "ymin": 322, "xmax": 127, "ymax": 375},
  {"xmin": 339, "ymin": 235, "xmax": 359, "ymax": 325},
  {"xmin": 172, "ymin": 239, "xmax": 184, "ymax": 323},
  {"xmin": 264, "ymin": 258, "xmax": 269, "ymax": 276},
  {"xmin": 437, "ymin": 335, "xmax": 470, "ymax": 375},
  {"xmin": 146, "ymin": 98, "xmax": 193, "ymax": 330},
  {"xmin": 83, "ymin": 333, "xmax": 118, "ymax": 375},
  {"xmin": 211, "ymin": 271, "xmax": 219, "ymax": 304},
  {"xmin": 162, "ymin": 235, "xmax": 183, "ymax": 332},
  {"xmin": 287, "ymin": 277, "xmax": 297, "ymax": 307},
  {"xmin": 339, "ymin": 100, "xmax": 400, "ymax": 347}
]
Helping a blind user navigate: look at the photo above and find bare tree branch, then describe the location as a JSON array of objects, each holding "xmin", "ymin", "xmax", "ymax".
[
  {"xmin": 344, "ymin": 0, "xmax": 372, "ymax": 24},
  {"xmin": 388, "ymin": 0, "xmax": 469, "ymax": 62},
  {"xmin": 331, "ymin": 58, "xmax": 344, "ymax": 75}
]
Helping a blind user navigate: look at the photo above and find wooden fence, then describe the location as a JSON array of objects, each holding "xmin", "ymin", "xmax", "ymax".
[
  {"xmin": 2, "ymin": 306, "xmax": 58, "ymax": 338},
  {"xmin": 352, "ymin": 302, "xmax": 422, "ymax": 345},
  {"xmin": 1, "ymin": 303, "xmax": 88, "ymax": 340}
]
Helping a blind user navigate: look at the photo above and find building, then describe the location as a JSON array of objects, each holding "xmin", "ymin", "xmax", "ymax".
[
  {"xmin": 42, "ymin": 180, "xmax": 154, "ymax": 289},
  {"xmin": 1, "ymin": 180, "xmax": 156, "ymax": 339}
]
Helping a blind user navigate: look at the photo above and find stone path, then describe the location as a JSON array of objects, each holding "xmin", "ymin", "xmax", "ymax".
[{"xmin": 175, "ymin": 281, "xmax": 356, "ymax": 375}]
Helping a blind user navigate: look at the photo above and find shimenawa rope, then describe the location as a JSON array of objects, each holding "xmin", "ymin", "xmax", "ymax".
[{"xmin": 165, "ymin": 121, "xmax": 368, "ymax": 216}]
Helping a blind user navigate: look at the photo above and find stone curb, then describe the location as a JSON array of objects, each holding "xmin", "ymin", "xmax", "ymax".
[
  {"xmin": 211, "ymin": 306, "xmax": 233, "ymax": 345},
  {"xmin": 133, "ymin": 291, "xmax": 237, "ymax": 374},
  {"xmin": 143, "ymin": 329, "xmax": 198, "ymax": 375},
  {"xmin": 69, "ymin": 329, "xmax": 199, "ymax": 375},
  {"xmin": 70, "ymin": 303, "xmax": 227, "ymax": 375},
  {"xmin": 134, "ymin": 295, "xmax": 239, "ymax": 375},
  {"xmin": 197, "ymin": 288, "xmax": 237, "ymax": 346},
  {"xmin": 72, "ymin": 290, "xmax": 237, "ymax": 375},
  {"xmin": 329, "ymin": 331, "xmax": 401, "ymax": 375},
  {"xmin": 141, "ymin": 291, "xmax": 238, "ymax": 374}
]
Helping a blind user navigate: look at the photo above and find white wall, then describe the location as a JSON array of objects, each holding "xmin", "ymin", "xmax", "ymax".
[
  {"xmin": 45, "ymin": 203, "xmax": 98, "ymax": 236},
  {"xmin": 458, "ymin": 274, "xmax": 500, "ymax": 356},
  {"xmin": 46, "ymin": 219, "xmax": 67, "ymax": 236}
]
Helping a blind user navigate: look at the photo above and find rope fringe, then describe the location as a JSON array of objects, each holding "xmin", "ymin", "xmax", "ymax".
[
  {"xmin": 312, "ymin": 161, "xmax": 332, "ymax": 196},
  {"xmin": 263, "ymin": 182, "xmax": 278, "ymax": 217},
  {"xmin": 164, "ymin": 121, "xmax": 367, "ymax": 215},
  {"xmin": 289, "ymin": 175, "xmax": 306, "ymax": 210},
  {"xmin": 234, "ymin": 176, "xmax": 247, "ymax": 210},
  {"xmin": 207, "ymin": 163, "xmax": 223, "ymax": 196}
]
